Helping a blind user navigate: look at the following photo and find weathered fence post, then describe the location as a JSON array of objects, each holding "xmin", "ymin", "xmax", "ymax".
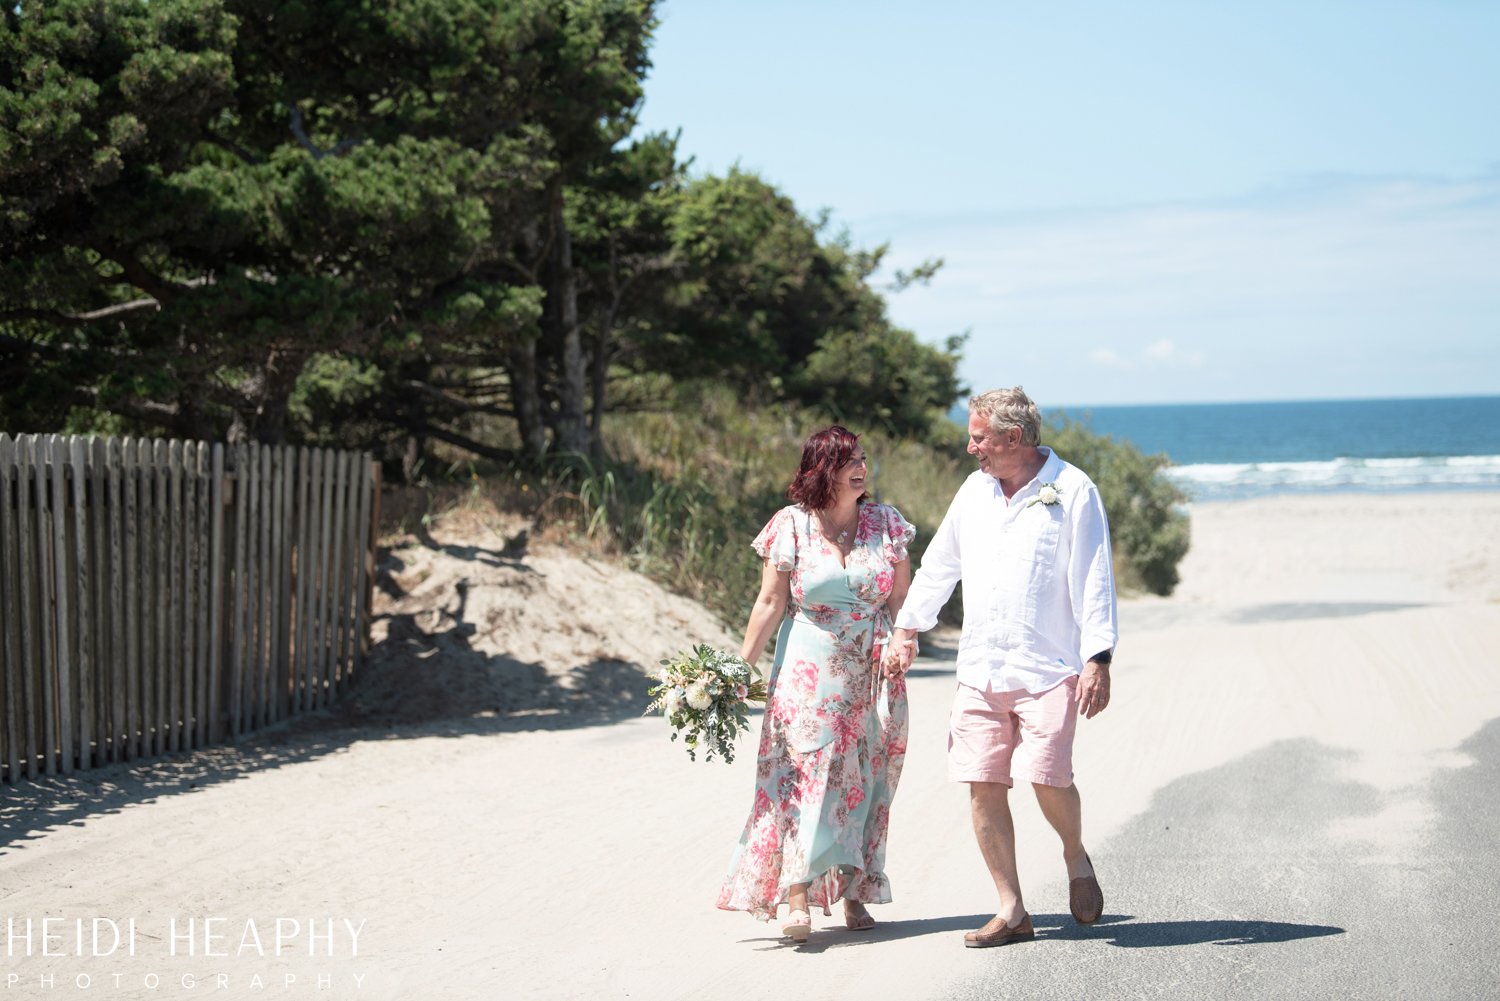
[{"xmin": 1, "ymin": 435, "xmax": 376, "ymax": 783}]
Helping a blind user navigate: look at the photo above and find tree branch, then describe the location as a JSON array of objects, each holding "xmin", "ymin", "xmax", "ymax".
[
  {"xmin": 393, "ymin": 416, "xmax": 516, "ymax": 463},
  {"xmin": 396, "ymin": 379, "xmax": 514, "ymax": 418},
  {"xmin": 0, "ymin": 331, "xmax": 137, "ymax": 361},
  {"xmin": 91, "ymin": 245, "xmax": 202, "ymax": 305},
  {"xmin": 0, "ymin": 309, "xmax": 86, "ymax": 329},
  {"xmin": 205, "ymin": 132, "xmax": 263, "ymax": 166},
  {"xmin": 888, "ymin": 256, "xmax": 945, "ymax": 293},
  {"xmin": 289, "ymin": 105, "xmax": 363, "ymax": 160},
  {"xmin": 74, "ymin": 298, "xmax": 163, "ymax": 320},
  {"xmin": 58, "ymin": 383, "xmax": 188, "ymax": 431}
]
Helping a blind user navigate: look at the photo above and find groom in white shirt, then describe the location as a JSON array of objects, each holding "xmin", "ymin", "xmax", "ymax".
[{"xmin": 887, "ymin": 386, "xmax": 1118, "ymax": 948}]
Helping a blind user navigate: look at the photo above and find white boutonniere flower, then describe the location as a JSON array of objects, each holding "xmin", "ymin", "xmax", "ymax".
[{"xmin": 1028, "ymin": 482, "xmax": 1062, "ymax": 508}]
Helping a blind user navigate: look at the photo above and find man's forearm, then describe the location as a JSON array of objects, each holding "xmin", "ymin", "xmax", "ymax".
[{"xmin": 893, "ymin": 560, "xmax": 959, "ymax": 631}]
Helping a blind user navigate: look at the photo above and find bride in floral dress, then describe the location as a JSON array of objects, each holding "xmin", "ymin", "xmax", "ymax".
[{"xmin": 717, "ymin": 426, "xmax": 916, "ymax": 941}]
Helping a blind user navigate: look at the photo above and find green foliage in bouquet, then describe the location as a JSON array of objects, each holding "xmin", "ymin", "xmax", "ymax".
[{"xmin": 645, "ymin": 645, "xmax": 769, "ymax": 763}]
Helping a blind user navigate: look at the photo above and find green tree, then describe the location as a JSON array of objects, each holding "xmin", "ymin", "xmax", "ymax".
[
  {"xmin": 790, "ymin": 237, "xmax": 963, "ymax": 441},
  {"xmin": 2, "ymin": 2, "xmax": 970, "ymax": 468},
  {"xmin": 1, "ymin": 0, "xmax": 246, "ymax": 437},
  {"xmin": 646, "ymin": 169, "xmax": 834, "ymax": 387},
  {"xmin": 1, "ymin": 0, "xmax": 659, "ymax": 460},
  {"xmin": 635, "ymin": 169, "xmax": 964, "ymax": 439},
  {"xmin": 562, "ymin": 130, "xmax": 685, "ymax": 436},
  {"xmin": 1045, "ymin": 418, "xmax": 1191, "ymax": 595}
]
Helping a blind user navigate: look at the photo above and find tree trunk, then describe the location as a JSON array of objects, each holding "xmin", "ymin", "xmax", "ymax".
[
  {"xmin": 244, "ymin": 346, "xmax": 306, "ymax": 444},
  {"xmin": 401, "ymin": 435, "xmax": 423, "ymax": 482},
  {"xmin": 589, "ymin": 307, "xmax": 611, "ymax": 445},
  {"xmin": 551, "ymin": 191, "xmax": 592, "ymax": 454},
  {"xmin": 590, "ymin": 245, "xmax": 622, "ymax": 451},
  {"xmin": 394, "ymin": 358, "xmax": 432, "ymax": 480},
  {"xmin": 507, "ymin": 339, "xmax": 547, "ymax": 460},
  {"xmin": 175, "ymin": 389, "xmax": 217, "ymax": 443}
]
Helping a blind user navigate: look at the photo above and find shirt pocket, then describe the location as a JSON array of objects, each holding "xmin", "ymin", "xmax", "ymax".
[
  {"xmin": 1001, "ymin": 509, "xmax": 1062, "ymax": 561},
  {"xmin": 1003, "ymin": 511, "xmax": 1063, "ymax": 614}
]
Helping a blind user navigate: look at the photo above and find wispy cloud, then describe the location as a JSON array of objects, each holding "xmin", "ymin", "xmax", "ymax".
[
  {"xmin": 879, "ymin": 172, "xmax": 1500, "ymax": 404},
  {"xmin": 1143, "ymin": 339, "xmax": 1203, "ymax": 367},
  {"xmin": 1088, "ymin": 347, "xmax": 1130, "ymax": 370}
]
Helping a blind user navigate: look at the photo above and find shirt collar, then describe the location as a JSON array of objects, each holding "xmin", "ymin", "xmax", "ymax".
[
  {"xmin": 1016, "ymin": 446, "xmax": 1064, "ymax": 498},
  {"xmin": 987, "ymin": 446, "xmax": 1063, "ymax": 502},
  {"xmin": 1035, "ymin": 446, "xmax": 1064, "ymax": 486}
]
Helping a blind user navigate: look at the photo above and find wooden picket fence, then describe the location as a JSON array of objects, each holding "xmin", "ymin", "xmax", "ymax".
[{"xmin": 0, "ymin": 434, "xmax": 380, "ymax": 783}]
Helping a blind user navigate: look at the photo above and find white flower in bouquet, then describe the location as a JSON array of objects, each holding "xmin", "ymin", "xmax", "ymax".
[{"xmin": 645, "ymin": 644, "xmax": 770, "ymax": 763}]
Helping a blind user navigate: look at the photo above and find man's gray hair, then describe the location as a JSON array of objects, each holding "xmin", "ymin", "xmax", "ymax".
[{"xmin": 970, "ymin": 387, "xmax": 1042, "ymax": 446}]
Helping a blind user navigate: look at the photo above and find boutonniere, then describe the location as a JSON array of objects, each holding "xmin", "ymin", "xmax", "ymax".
[{"xmin": 1027, "ymin": 482, "xmax": 1062, "ymax": 508}]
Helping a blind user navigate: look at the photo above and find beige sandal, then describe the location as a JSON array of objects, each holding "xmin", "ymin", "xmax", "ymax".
[
  {"xmin": 781, "ymin": 909, "xmax": 812, "ymax": 942},
  {"xmin": 843, "ymin": 900, "xmax": 876, "ymax": 931}
]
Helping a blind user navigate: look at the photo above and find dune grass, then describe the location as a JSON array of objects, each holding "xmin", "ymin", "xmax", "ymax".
[
  {"xmin": 523, "ymin": 384, "xmax": 970, "ymax": 628},
  {"xmin": 395, "ymin": 384, "xmax": 1186, "ymax": 632}
]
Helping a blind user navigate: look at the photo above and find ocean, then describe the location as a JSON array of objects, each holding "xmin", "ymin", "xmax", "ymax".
[{"xmin": 1020, "ymin": 395, "xmax": 1500, "ymax": 502}]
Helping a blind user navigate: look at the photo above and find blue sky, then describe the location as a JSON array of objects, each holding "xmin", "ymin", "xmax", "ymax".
[{"xmin": 634, "ymin": 1, "xmax": 1500, "ymax": 407}]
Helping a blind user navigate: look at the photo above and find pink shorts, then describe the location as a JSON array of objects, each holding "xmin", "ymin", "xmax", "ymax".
[{"xmin": 948, "ymin": 676, "xmax": 1079, "ymax": 787}]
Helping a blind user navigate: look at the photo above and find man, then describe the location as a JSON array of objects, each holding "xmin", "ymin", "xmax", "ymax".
[{"xmin": 885, "ymin": 386, "xmax": 1117, "ymax": 948}]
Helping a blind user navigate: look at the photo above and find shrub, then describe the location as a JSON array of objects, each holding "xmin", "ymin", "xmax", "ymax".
[{"xmin": 1044, "ymin": 419, "xmax": 1191, "ymax": 595}]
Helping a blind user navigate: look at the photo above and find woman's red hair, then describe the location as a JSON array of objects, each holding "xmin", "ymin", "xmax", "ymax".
[{"xmin": 786, "ymin": 425, "xmax": 866, "ymax": 511}]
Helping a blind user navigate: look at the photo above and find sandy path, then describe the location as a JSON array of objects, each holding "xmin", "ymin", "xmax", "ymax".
[{"xmin": 3, "ymin": 492, "xmax": 1498, "ymax": 999}]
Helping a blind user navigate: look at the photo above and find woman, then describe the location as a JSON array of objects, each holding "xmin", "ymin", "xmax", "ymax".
[{"xmin": 716, "ymin": 426, "xmax": 917, "ymax": 942}]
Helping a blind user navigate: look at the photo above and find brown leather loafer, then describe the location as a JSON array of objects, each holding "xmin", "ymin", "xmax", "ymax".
[
  {"xmin": 1069, "ymin": 854, "xmax": 1104, "ymax": 924},
  {"xmin": 963, "ymin": 913, "xmax": 1034, "ymax": 948}
]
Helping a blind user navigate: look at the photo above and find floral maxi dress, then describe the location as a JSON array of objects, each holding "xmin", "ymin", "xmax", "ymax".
[{"xmin": 717, "ymin": 502, "xmax": 916, "ymax": 918}]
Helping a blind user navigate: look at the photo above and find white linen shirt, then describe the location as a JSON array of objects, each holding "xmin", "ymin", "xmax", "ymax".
[{"xmin": 894, "ymin": 447, "xmax": 1118, "ymax": 694}]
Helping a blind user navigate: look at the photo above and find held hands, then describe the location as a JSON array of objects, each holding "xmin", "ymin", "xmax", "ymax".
[{"xmin": 881, "ymin": 629, "xmax": 919, "ymax": 679}]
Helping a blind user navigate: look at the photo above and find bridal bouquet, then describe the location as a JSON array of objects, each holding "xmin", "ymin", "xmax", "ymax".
[{"xmin": 646, "ymin": 645, "xmax": 768, "ymax": 763}]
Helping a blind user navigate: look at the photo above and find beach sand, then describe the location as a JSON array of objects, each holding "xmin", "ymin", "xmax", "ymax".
[{"xmin": 3, "ymin": 492, "xmax": 1498, "ymax": 999}]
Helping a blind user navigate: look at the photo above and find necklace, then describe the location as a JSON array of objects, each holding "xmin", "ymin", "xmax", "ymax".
[{"xmin": 820, "ymin": 508, "xmax": 859, "ymax": 548}]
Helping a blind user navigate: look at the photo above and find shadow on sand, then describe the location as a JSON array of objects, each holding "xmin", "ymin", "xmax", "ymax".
[
  {"xmin": 0, "ymin": 530, "xmax": 676, "ymax": 852},
  {"xmin": 740, "ymin": 910, "xmax": 1341, "ymax": 954},
  {"xmin": 937, "ymin": 729, "xmax": 1500, "ymax": 997}
]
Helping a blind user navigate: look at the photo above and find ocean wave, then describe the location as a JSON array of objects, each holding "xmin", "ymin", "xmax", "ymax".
[{"xmin": 1165, "ymin": 454, "xmax": 1500, "ymax": 501}]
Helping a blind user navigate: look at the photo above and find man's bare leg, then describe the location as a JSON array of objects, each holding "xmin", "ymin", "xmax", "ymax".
[
  {"xmin": 970, "ymin": 782, "xmax": 1027, "ymax": 931},
  {"xmin": 1032, "ymin": 782, "xmax": 1094, "ymax": 879},
  {"xmin": 1035, "ymin": 781, "xmax": 1104, "ymax": 923}
]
